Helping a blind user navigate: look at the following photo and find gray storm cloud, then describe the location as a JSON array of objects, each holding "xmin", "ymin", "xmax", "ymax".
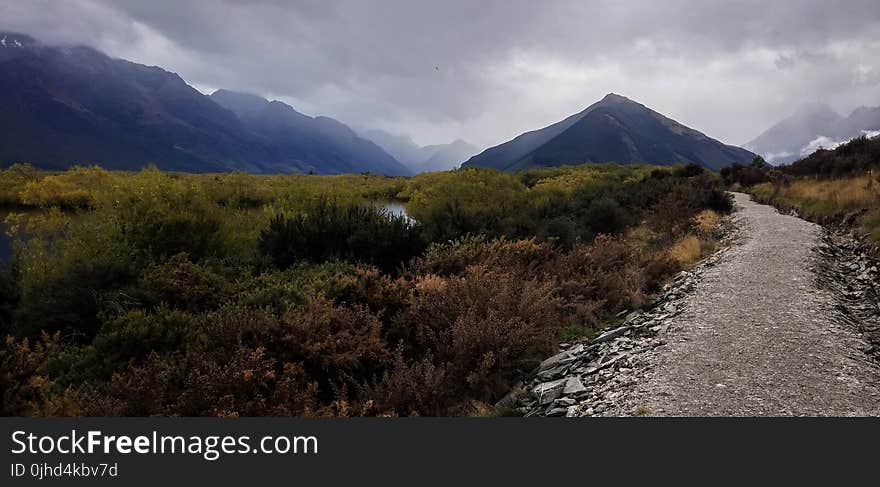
[{"xmin": 1, "ymin": 0, "xmax": 879, "ymax": 148}]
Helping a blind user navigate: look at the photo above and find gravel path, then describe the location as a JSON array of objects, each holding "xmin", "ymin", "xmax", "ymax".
[{"xmin": 634, "ymin": 192, "xmax": 880, "ymax": 416}]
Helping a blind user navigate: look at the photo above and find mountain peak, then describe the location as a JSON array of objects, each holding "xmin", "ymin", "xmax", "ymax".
[
  {"xmin": 463, "ymin": 93, "xmax": 754, "ymax": 171},
  {"xmin": 600, "ymin": 93, "xmax": 633, "ymax": 104}
]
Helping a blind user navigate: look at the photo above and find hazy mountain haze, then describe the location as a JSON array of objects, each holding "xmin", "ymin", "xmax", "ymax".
[{"xmin": 747, "ymin": 103, "xmax": 880, "ymax": 164}]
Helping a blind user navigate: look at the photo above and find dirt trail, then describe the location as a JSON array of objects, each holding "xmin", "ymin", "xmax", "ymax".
[{"xmin": 634, "ymin": 192, "xmax": 880, "ymax": 416}]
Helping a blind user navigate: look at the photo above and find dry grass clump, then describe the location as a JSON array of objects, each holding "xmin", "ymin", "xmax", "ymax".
[
  {"xmin": 633, "ymin": 404, "xmax": 652, "ymax": 416},
  {"xmin": 669, "ymin": 235, "xmax": 702, "ymax": 266},
  {"xmin": 753, "ymin": 175, "xmax": 880, "ymax": 219},
  {"xmin": 786, "ymin": 175, "xmax": 877, "ymax": 212},
  {"xmin": 694, "ymin": 210, "xmax": 721, "ymax": 233}
]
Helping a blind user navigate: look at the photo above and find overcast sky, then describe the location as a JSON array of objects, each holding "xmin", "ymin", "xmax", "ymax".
[{"xmin": 2, "ymin": 0, "xmax": 879, "ymax": 148}]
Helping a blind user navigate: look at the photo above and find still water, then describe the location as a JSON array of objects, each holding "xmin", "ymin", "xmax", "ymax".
[{"xmin": 377, "ymin": 202, "xmax": 415, "ymax": 224}]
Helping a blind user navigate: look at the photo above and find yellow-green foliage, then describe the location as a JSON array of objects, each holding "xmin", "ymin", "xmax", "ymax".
[
  {"xmin": 0, "ymin": 164, "xmax": 42, "ymax": 207},
  {"xmin": 525, "ymin": 163, "xmax": 658, "ymax": 194}
]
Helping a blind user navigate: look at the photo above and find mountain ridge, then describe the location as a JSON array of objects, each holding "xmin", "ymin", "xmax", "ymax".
[
  {"xmin": 463, "ymin": 94, "xmax": 755, "ymax": 171},
  {"xmin": 0, "ymin": 32, "xmax": 409, "ymax": 175}
]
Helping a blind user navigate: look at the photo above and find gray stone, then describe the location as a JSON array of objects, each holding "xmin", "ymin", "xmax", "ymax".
[
  {"xmin": 551, "ymin": 397, "xmax": 576, "ymax": 407},
  {"xmin": 538, "ymin": 350, "xmax": 573, "ymax": 371},
  {"xmin": 536, "ymin": 363, "xmax": 571, "ymax": 381},
  {"xmin": 624, "ymin": 311, "xmax": 641, "ymax": 323},
  {"xmin": 532, "ymin": 378, "xmax": 567, "ymax": 405},
  {"xmin": 545, "ymin": 407, "xmax": 569, "ymax": 417},
  {"xmin": 592, "ymin": 326, "xmax": 631, "ymax": 344},
  {"xmin": 563, "ymin": 377, "xmax": 587, "ymax": 395}
]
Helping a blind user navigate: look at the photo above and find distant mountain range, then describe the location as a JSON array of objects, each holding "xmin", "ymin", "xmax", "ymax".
[
  {"xmin": 746, "ymin": 103, "xmax": 880, "ymax": 165},
  {"xmin": 359, "ymin": 129, "xmax": 478, "ymax": 173},
  {"xmin": 462, "ymin": 94, "xmax": 755, "ymax": 172},
  {"xmin": 0, "ymin": 32, "xmax": 410, "ymax": 175},
  {"xmin": 2, "ymin": 32, "xmax": 764, "ymax": 176},
  {"xmin": 209, "ymin": 90, "xmax": 410, "ymax": 175}
]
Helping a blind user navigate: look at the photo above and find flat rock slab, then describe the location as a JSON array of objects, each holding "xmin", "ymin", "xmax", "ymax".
[{"xmin": 632, "ymin": 193, "xmax": 880, "ymax": 416}]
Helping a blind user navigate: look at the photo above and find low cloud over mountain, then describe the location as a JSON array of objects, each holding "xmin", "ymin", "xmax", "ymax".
[{"xmin": 747, "ymin": 104, "xmax": 880, "ymax": 164}]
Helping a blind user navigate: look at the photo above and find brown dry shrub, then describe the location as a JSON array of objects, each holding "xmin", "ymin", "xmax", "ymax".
[
  {"xmin": 1, "ymin": 333, "xmax": 64, "ymax": 416},
  {"xmin": 364, "ymin": 352, "xmax": 452, "ymax": 416},
  {"xmin": 77, "ymin": 299, "xmax": 388, "ymax": 416},
  {"xmin": 140, "ymin": 254, "xmax": 230, "ymax": 312},
  {"xmin": 411, "ymin": 236, "xmax": 559, "ymax": 278},
  {"xmin": 640, "ymin": 250, "xmax": 682, "ymax": 292},
  {"xmin": 178, "ymin": 348, "xmax": 321, "ymax": 416},
  {"xmin": 694, "ymin": 210, "xmax": 721, "ymax": 234},
  {"xmin": 319, "ymin": 266, "xmax": 411, "ymax": 319},
  {"xmin": 78, "ymin": 348, "xmax": 323, "ymax": 416},
  {"xmin": 556, "ymin": 236, "xmax": 650, "ymax": 322},
  {"xmin": 279, "ymin": 296, "xmax": 390, "ymax": 395},
  {"xmin": 372, "ymin": 265, "xmax": 563, "ymax": 414},
  {"xmin": 196, "ymin": 300, "xmax": 390, "ymax": 401}
]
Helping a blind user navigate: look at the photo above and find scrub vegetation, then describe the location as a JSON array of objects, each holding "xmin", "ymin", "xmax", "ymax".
[{"xmin": 0, "ymin": 162, "xmax": 730, "ymax": 416}]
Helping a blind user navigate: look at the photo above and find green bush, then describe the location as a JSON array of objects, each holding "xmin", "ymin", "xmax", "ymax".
[{"xmin": 259, "ymin": 199, "xmax": 426, "ymax": 272}]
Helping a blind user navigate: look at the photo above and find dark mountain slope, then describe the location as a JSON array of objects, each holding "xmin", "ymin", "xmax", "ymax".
[
  {"xmin": 0, "ymin": 32, "xmax": 271, "ymax": 172},
  {"xmin": 463, "ymin": 94, "xmax": 754, "ymax": 172},
  {"xmin": 0, "ymin": 32, "xmax": 409, "ymax": 175},
  {"xmin": 462, "ymin": 102, "xmax": 599, "ymax": 171},
  {"xmin": 210, "ymin": 90, "xmax": 411, "ymax": 175}
]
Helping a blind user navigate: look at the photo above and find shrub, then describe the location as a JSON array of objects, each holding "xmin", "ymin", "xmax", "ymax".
[
  {"xmin": 76, "ymin": 349, "xmax": 324, "ymax": 417},
  {"xmin": 557, "ymin": 236, "xmax": 650, "ymax": 320},
  {"xmin": 139, "ymin": 254, "xmax": 231, "ymax": 313},
  {"xmin": 14, "ymin": 253, "xmax": 137, "ymax": 339},
  {"xmin": 0, "ymin": 163, "xmax": 733, "ymax": 417},
  {"xmin": 374, "ymin": 266, "xmax": 563, "ymax": 414},
  {"xmin": 581, "ymin": 196, "xmax": 630, "ymax": 236},
  {"xmin": 53, "ymin": 308, "xmax": 197, "ymax": 385},
  {"xmin": 0, "ymin": 262, "xmax": 19, "ymax": 336},
  {"xmin": 259, "ymin": 199, "xmax": 426, "ymax": 272},
  {"xmin": 1, "ymin": 333, "xmax": 69, "ymax": 416}
]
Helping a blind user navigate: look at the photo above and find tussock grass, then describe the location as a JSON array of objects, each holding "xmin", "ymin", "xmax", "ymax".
[
  {"xmin": 751, "ymin": 174, "xmax": 880, "ymax": 241},
  {"xmin": 669, "ymin": 235, "xmax": 702, "ymax": 266},
  {"xmin": 752, "ymin": 175, "xmax": 880, "ymax": 217},
  {"xmin": 694, "ymin": 210, "xmax": 721, "ymax": 233}
]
